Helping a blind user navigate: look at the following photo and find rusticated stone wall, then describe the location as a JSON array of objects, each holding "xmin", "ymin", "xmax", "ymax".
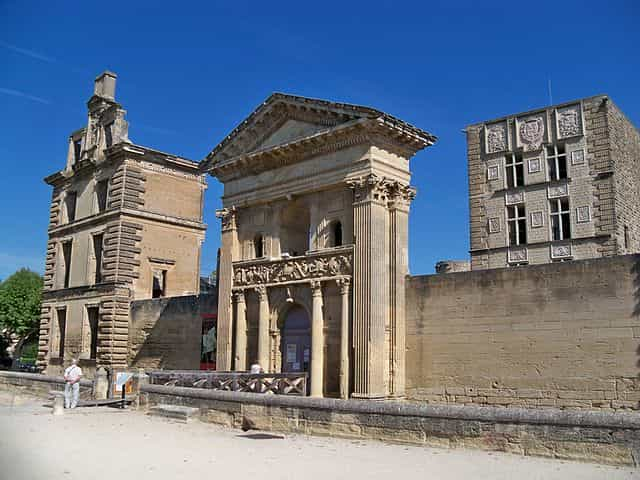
[{"xmin": 406, "ymin": 254, "xmax": 640, "ymax": 410}]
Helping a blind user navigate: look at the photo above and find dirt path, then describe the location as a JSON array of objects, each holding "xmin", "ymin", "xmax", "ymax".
[{"xmin": 0, "ymin": 391, "xmax": 636, "ymax": 480}]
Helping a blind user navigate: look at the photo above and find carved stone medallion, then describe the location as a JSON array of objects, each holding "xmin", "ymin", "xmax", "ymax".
[
  {"xmin": 485, "ymin": 122, "xmax": 508, "ymax": 154},
  {"xmin": 548, "ymin": 184, "xmax": 568, "ymax": 198},
  {"xmin": 505, "ymin": 191, "xmax": 524, "ymax": 205},
  {"xmin": 508, "ymin": 247, "xmax": 528, "ymax": 263},
  {"xmin": 518, "ymin": 116, "xmax": 545, "ymax": 152},
  {"xmin": 571, "ymin": 149, "xmax": 585, "ymax": 165},
  {"xmin": 551, "ymin": 244, "xmax": 572, "ymax": 258},
  {"xmin": 528, "ymin": 158, "xmax": 541, "ymax": 173},
  {"xmin": 487, "ymin": 166, "xmax": 500, "ymax": 181},
  {"xmin": 530, "ymin": 211, "xmax": 544, "ymax": 228},
  {"xmin": 488, "ymin": 217, "xmax": 501, "ymax": 234},
  {"xmin": 556, "ymin": 105, "xmax": 582, "ymax": 139}
]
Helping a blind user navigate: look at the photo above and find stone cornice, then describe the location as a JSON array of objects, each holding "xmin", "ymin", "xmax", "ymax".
[
  {"xmin": 202, "ymin": 92, "xmax": 437, "ymax": 173},
  {"xmin": 209, "ymin": 119, "xmax": 432, "ymax": 182},
  {"xmin": 48, "ymin": 207, "xmax": 206, "ymax": 236}
]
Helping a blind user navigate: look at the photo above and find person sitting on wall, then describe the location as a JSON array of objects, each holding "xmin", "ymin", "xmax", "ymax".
[{"xmin": 63, "ymin": 359, "xmax": 82, "ymax": 409}]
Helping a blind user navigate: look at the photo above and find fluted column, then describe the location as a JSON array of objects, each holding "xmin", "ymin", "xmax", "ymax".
[
  {"xmin": 234, "ymin": 290, "xmax": 247, "ymax": 371},
  {"xmin": 256, "ymin": 285, "xmax": 270, "ymax": 372},
  {"xmin": 338, "ymin": 278, "xmax": 350, "ymax": 399},
  {"xmin": 310, "ymin": 280, "xmax": 324, "ymax": 397},
  {"xmin": 215, "ymin": 207, "xmax": 237, "ymax": 371},
  {"xmin": 348, "ymin": 175, "xmax": 389, "ymax": 399},
  {"xmin": 388, "ymin": 184, "xmax": 414, "ymax": 397}
]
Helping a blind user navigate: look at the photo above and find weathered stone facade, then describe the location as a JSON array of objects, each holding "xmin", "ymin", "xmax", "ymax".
[
  {"xmin": 467, "ymin": 95, "xmax": 640, "ymax": 269},
  {"xmin": 37, "ymin": 72, "xmax": 207, "ymax": 377},
  {"xmin": 202, "ymin": 94, "xmax": 436, "ymax": 399},
  {"xmin": 406, "ymin": 254, "xmax": 640, "ymax": 410}
]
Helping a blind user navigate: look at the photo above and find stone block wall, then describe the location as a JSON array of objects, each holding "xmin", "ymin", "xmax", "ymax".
[
  {"xmin": 608, "ymin": 100, "xmax": 640, "ymax": 255},
  {"xmin": 406, "ymin": 254, "xmax": 640, "ymax": 410},
  {"xmin": 128, "ymin": 293, "xmax": 217, "ymax": 370}
]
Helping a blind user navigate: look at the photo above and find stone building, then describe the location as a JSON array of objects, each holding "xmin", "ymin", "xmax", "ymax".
[
  {"xmin": 201, "ymin": 93, "xmax": 436, "ymax": 399},
  {"xmin": 37, "ymin": 72, "xmax": 207, "ymax": 376},
  {"xmin": 466, "ymin": 95, "xmax": 640, "ymax": 270}
]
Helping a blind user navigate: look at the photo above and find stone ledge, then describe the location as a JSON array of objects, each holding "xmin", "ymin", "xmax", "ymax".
[{"xmin": 140, "ymin": 384, "xmax": 640, "ymax": 430}]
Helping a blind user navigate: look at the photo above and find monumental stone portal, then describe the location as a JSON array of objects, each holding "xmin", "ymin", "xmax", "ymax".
[{"xmin": 201, "ymin": 93, "xmax": 436, "ymax": 399}]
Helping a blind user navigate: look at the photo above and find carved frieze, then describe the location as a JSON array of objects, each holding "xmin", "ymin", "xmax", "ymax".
[
  {"xmin": 485, "ymin": 122, "xmax": 508, "ymax": 154},
  {"xmin": 505, "ymin": 191, "xmax": 524, "ymax": 205},
  {"xmin": 551, "ymin": 244, "xmax": 572, "ymax": 259},
  {"xmin": 548, "ymin": 184, "xmax": 569, "ymax": 199},
  {"xmin": 556, "ymin": 105, "xmax": 583, "ymax": 139},
  {"xmin": 233, "ymin": 249, "xmax": 353, "ymax": 287},
  {"xmin": 348, "ymin": 174, "xmax": 416, "ymax": 205},
  {"xmin": 517, "ymin": 114, "xmax": 546, "ymax": 152},
  {"xmin": 508, "ymin": 247, "xmax": 528, "ymax": 263}
]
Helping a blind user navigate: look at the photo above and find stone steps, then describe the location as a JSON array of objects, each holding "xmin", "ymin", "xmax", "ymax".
[{"xmin": 148, "ymin": 404, "xmax": 199, "ymax": 423}]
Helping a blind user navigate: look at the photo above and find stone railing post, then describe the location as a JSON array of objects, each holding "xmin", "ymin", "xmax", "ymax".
[
  {"xmin": 93, "ymin": 366, "xmax": 109, "ymax": 400},
  {"xmin": 131, "ymin": 368, "xmax": 149, "ymax": 409}
]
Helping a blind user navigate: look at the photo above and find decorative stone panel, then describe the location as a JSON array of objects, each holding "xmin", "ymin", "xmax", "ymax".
[
  {"xmin": 488, "ymin": 218, "xmax": 501, "ymax": 234},
  {"xmin": 516, "ymin": 114, "xmax": 546, "ymax": 152},
  {"xmin": 507, "ymin": 246, "xmax": 528, "ymax": 263},
  {"xmin": 576, "ymin": 206, "xmax": 591, "ymax": 223},
  {"xmin": 233, "ymin": 247, "xmax": 353, "ymax": 287},
  {"xmin": 484, "ymin": 122, "xmax": 508, "ymax": 154},
  {"xmin": 505, "ymin": 191, "xmax": 524, "ymax": 205},
  {"xmin": 487, "ymin": 165, "xmax": 500, "ymax": 181},
  {"xmin": 556, "ymin": 104, "xmax": 583, "ymax": 140},
  {"xmin": 571, "ymin": 149, "xmax": 585, "ymax": 165},
  {"xmin": 528, "ymin": 158, "xmax": 541, "ymax": 173},
  {"xmin": 551, "ymin": 243, "xmax": 572, "ymax": 259},
  {"xmin": 530, "ymin": 211, "xmax": 544, "ymax": 228},
  {"xmin": 548, "ymin": 184, "xmax": 569, "ymax": 198}
]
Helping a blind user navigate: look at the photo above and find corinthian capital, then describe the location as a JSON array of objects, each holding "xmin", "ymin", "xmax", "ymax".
[{"xmin": 215, "ymin": 206, "xmax": 236, "ymax": 231}]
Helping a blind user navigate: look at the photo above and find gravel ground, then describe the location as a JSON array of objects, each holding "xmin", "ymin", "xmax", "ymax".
[{"xmin": 0, "ymin": 391, "xmax": 637, "ymax": 480}]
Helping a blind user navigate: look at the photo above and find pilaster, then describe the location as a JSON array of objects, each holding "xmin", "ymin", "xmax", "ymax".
[
  {"xmin": 256, "ymin": 285, "xmax": 270, "ymax": 371},
  {"xmin": 234, "ymin": 290, "xmax": 247, "ymax": 371},
  {"xmin": 215, "ymin": 207, "xmax": 237, "ymax": 371},
  {"xmin": 337, "ymin": 278, "xmax": 351, "ymax": 399},
  {"xmin": 310, "ymin": 280, "xmax": 324, "ymax": 397}
]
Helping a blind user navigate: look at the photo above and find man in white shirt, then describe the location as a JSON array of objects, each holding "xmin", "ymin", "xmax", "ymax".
[{"xmin": 63, "ymin": 359, "xmax": 82, "ymax": 409}]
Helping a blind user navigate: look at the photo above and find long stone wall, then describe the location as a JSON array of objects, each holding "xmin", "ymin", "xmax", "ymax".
[
  {"xmin": 141, "ymin": 383, "xmax": 639, "ymax": 466},
  {"xmin": 406, "ymin": 254, "xmax": 640, "ymax": 410}
]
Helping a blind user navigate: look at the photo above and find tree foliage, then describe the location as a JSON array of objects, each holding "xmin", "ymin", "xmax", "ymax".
[{"xmin": 0, "ymin": 269, "xmax": 43, "ymax": 337}]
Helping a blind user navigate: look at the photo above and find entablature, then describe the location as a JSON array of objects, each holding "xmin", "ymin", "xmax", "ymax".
[{"xmin": 232, "ymin": 245, "xmax": 353, "ymax": 289}]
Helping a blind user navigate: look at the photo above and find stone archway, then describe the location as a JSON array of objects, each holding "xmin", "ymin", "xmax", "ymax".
[{"xmin": 279, "ymin": 304, "xmax": 311, "ymax": 374}]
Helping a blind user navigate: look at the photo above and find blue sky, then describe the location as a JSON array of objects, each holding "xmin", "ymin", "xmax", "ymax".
[{"xmin": 1, "ymin": 0, "xmax": 638, "ymax": 279}]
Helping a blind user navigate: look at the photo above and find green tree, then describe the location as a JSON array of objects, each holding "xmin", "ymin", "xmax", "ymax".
[{"xmin": 0, "ymin": 269, "xmax": 43, "ymax": 338}]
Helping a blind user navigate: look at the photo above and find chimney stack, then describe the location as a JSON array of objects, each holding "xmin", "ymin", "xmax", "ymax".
[{"xmin": 94, "ymin": 71, "xmax": 117, "ymax": 100}]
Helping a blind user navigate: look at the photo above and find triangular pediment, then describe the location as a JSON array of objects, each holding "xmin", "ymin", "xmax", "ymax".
[{"xmin": 201, "ymin": 92, "xmax": 437, "ymax": 174}]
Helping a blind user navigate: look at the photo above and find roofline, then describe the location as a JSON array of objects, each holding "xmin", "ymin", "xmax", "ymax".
[
  {"xmin": 202, "ymin": 92, "xmax": 436, "ymax": 168},
  {"xmin": 465, "ymin": 94, "xmax": 609, "ymax": 130}
]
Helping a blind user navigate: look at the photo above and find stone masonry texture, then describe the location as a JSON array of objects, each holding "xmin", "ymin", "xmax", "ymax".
[{"xmin": 405, "ymin": 254, "xmax": 640, "ymax": 411}]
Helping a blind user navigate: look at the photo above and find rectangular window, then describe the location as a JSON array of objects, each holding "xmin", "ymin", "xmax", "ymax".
[
  {"xmin": 93, "ymin": 234, "xmax": 103, "ymax": 284},
  {"xmin": 65, "ymin": 191, "xmax": 77, "ymax": 223},
  {"xmin": 73, "ymin": 139, "xmax": 82, "ymax": 162},
  {"xmin": 57, "ymin": 308, "xmax": 67, "ymax": 358},
  {"xmin": 624, "ymin": 225, "xmax": 630, "ymax": 250},
  {"xmin": 152, "ymin": 269, "xmax": 166, "ymax": 298},
  {"xmin": 87, "ymin": 307, "xmax": 99, "ymax": 360},
  {"xmin": 546, "ymin": 144, "xmax": 568, "ymax": 181},
  {"xmin": 62, "ymin": 241, "xmax": 73, "ymax": 288},
  {"xmin": 96, "ymin": 180, "xmax": 109, "ymax": 212},
  {"xmin": 505, "ymin": 153, "xmax": 524, "ymax": 188},
  {"xmin": 507, "ymin": 204, "xmax": 527, "ymax": 245},
  {"xmin": 550, "ymin": 198, "xmax": 571, "ymax": 240},
  {"xmin": 105, "ymin": 123, "xmax": 114, "ymax": 148}
]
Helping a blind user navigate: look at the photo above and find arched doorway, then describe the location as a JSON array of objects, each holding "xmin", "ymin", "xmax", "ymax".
[{"xmin": 280, "ymin": 305, "xmax": 310, "ymax": 374}]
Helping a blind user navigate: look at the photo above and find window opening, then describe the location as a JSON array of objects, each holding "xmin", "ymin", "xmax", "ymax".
[
  {"xmin": 93, "ymin": 234, "xmax": 103, "ymax": 284},
  {"xmin": 87, "ymin": 307, "xmax": 99, "ymax": 360},
  {"xmin": 505, "ymin": 153, "xmax": 524, "ymax": 188},
  {"xmin": 152, "ymin": 269, "xmax": 166, "ymax": 298},
  {"xmin": 96, "ymin": 180, "xmax": 109, "ymax": 212},
  {"xmin": 546, "ymin": 144, "xmax": 568, "ymax": 181},
  {"xmin": 550, "ymin": 198, "xmax": 571, "ymax": 240},
  {"xmin": 253, "ymin": 234, "xmax": 264, "ymax": 258},
  {"xmin": 62, "ymin": 241, "xmax": 73, "ymax": 288},
  {"xmin": 57, "ymin": 308, "xmax": 67, "ymax": 358},
  {"xmin": 65, "ymin": 191, "xmax": 77, "ymax": 223},
  {"xmin": 507, "ymin": 205, "xmax": 527, "ymax": 246}
]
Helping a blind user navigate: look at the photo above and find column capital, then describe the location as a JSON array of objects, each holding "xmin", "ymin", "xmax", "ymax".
[
  {"xmin": 233, "ymin": 290, "xmax": 245, "ymax": 303},
  {"xmin": 337, "ymin": 277, "xmax": 351, "ymax": 295},
  {"xmin": 310, "ymin": 280, "xmax": 323, "ymax": 295},
  {"xmin": 254, "ymin": 284, "xmax": 268, "ymax": 300},
  {"xmin": 216, "ymin": 206, "xmax": 237, "ymax": 231},
  {"xmin": 387, "ymin": 182, "xmax": 416, "ymax": 210}
]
